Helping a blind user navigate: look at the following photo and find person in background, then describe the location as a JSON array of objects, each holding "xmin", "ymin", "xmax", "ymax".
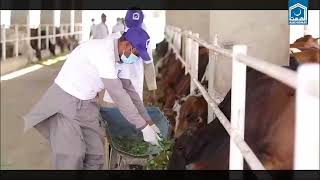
[
  {"xmin": 91, "ymin": 13, "xmax": 109, "ymax": 39},
  {"xmin": 103, "ymin": 10, "xmax": 158, "ymax": 128},
  {"xmin": 89, "ymin": 18, "xmax": 95, "ymax": 39},
  {"xmin": 112, "ymin": 17, "xmax": 126, "ymax": 35}
]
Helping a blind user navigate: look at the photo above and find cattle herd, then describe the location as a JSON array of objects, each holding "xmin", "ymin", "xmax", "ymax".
[
  {"xmin": 0, "ymin": 27, "xmax": 79, "ymax": 63},
  {"xmin": 154, "ymin": 34, "xmax": 319, "ymax": 170}
]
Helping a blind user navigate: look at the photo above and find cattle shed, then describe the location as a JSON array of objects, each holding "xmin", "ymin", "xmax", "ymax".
[{"xmin": 1, "ymin": 10, "xmax": 319, "ymax": 171}]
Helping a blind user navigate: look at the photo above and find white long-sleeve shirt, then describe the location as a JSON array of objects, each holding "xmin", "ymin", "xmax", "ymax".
[
  {"xmin": 112, "ymin": 23, "xmax": 125, "ymax": 34},
  {"xmin": 92, "ymin": 22, "xmax": 109, "ymax": 39}
]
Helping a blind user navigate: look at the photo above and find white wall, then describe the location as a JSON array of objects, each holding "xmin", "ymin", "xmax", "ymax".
[
  {"xmin": 75, "ymin": 10, "xmax": 82, "ymax": 24},
  {"xmin": 166, "ymin": 10, "xmax": 210, "ymax": 41},
  {"xmin": 40, "ymin": 10, "xmax": 54, "ymax": 24},
  {"xmin": 209, "ymin": 10, "xmax": 289, "ymax": 96},
  {"xmin": 60, "ymin": 10, "xmax": 71, "ymax": 25},
  {"xmin": 10, "ymin": 10, "xmax": 28, "ymax": 25}
]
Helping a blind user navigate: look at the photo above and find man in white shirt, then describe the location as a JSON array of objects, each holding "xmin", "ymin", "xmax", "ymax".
[
  {"xmin": 104, "ymin": 10, "xmax": 157, "ymax": 106},
  {"xmin": 23, "ymin": 28, "xmax": 161, "ymax": 170},
  {"xmin": 91, "ymin": 13, "xmax": 109, "ymax": 39},
  {"xmin": 112, "ymin": 18, "xmax": 125, "ymax": 35}
]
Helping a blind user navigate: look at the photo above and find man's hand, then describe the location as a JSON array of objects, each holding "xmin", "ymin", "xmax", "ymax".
[
  {"xmin": 145, "ymin": 119, "xmax": 161, "ymax": 135},
  {"xmin": 150, "ymin": 124, "xmax": 161, "ymax": 134},
  {"xmin": 141, "ymin": 125, "xmax": 161, "ymax": 146}
]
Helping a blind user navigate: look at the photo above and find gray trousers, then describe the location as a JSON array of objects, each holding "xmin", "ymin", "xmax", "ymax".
[{"xmin": 29, "ymin": 84, "xmax": 106, "ymax": 170}]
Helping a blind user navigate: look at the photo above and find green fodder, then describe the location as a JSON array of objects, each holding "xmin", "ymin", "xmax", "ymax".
[{"xmin": 145, "ymin": 137, "xmax": 174, "ymax": 170}]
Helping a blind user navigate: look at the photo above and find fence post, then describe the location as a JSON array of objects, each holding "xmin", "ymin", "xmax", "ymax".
[
  {"xmin": 207, "ymin": 34, "xmax": 218, "ymax": 123},
  {"xmin": 46, "ymin": 24, "xmax": 49, "ymax": 50},
  {"xmin": 165, "ymin": 26, "xmax": 170, "ymax": 53},
  {"xmin": 185, "ymin": 31, "xmax": 192, "ymax": 75},
  {"xmin": 173, "ymin": 29, "xmax": 177, "ymax": 50},
  {"xmin": 177, "ymin": 28, "xmax": 182, "ymax": 56},
  {"xmin": 171, "ymin": 27, "xmax": 174, "ymax": 44},
  {"xmin": 52, "ymin": 25, "xmax": 56, "ymax": 44},
  {"xmin": 60, "ymin": 24, "xmax": 63, "ymax": 39},
  {"xmin": 294, "ymin": 64, "xmax": 320, "ymax": 170},
  {"xmin": 303, "ymin": 25, "xmax": 308, "ymax": 36},
  {"xmin": 181, "ymin": 30, "xmax": 186, "ymax": 67},
  {"xmin": 78, "ymin": 25, "xmax": 82, "ymax": 42},
  {"xmin": 38, "ymin": 25, "xmax": 41, "ymax": 50},
  {"xmin": 229, "ymin": 44, "xmax": 248, "ymax": 170},
  {"xmin": 1, "ymin": 25, "xmax": 6, "ymax": 61},
  {"xmin": 15, "ymin": 24, "xmax": 19, "ymax": 57},
  {"xmin": 26, "ymin": 24, "xmax": 31, "ymax": 46},
  {"xmin": 190, "ymin": 33, "xmax": 199, "ymax": 93},
  {"xmin": 70, "ymin": 10, "xmax": 75, "ymax": 35}
]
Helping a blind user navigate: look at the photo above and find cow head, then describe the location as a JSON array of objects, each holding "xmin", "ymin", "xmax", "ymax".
[
  {"xmin": 175, "ymin": 112, "xmax": 206, "ymax": 139},
  {"xmin": 291, "ymin": 35, "xmax": 320, "ymax": 50},
  {"xmin": 173, "ymin": 96, "xmax": 208, "ymax": 139}
]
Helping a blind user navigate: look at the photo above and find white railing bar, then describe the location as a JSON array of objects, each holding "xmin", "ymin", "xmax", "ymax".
[
  {"xmin": 192, "ymin": 78, "xmax": 266, "ymax": 170},
  {"xmin": 168, "ymin": 42, "xmax": 191, "ymax": 73},
  {"xmin": 294, "ymin": 64, "xmax": 320, "ymax": 170},
  {"xmin": 15, "ymin": 25, "xmax": 19, "ymax": 57},
  {"xmin": 2, "ymin": 25, "xmax": 6, "ymax": 60},
  {"xmin": 237, "ymin": 54, "xmax": 297, "ymax": 89},
  {"xmin": 46, "ymin": 25, "xmax": 49, "ymax": 50},
  {"xmin": 169, "ymin": 27, "xmax": 298, "ymax": 89},
  {"xmin": 1, "ymin": 31, "xmax": 82, "ymax": 43},
  {"xmin": 37, "ymin": 26, "xmax": 41, "ymax": 49},
  {"xmin": 4, "ymin": 23, "xmax": 82, "ymax": 27},
  {"xmin": 229, "ymin": 45, "xmax": 248, "ymax": 170}
]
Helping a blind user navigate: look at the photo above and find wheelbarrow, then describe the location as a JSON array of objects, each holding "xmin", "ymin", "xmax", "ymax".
[{"xmin": 100, "ymin": 106, "xmax": 171, "ymax": 170}]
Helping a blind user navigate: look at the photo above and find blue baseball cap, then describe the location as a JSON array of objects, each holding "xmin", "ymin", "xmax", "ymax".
[
  {"xmin": 123, "ymin": 27, "xmax": 151, "ymax": 61},
  {"xmin": 125, "ymin": 10, "xmax": 144, "ymax": 28}
]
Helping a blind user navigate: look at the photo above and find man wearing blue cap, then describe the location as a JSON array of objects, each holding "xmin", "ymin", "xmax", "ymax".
[
  {"xmin": 104, "ymin": 9, "xmax": 157, "ymax": 112},
  {"xmin": 23, "ymin": 27, "xmax": 161, "ymax": 170}
]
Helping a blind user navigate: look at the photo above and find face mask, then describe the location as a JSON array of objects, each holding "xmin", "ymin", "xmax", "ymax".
[{"xmin": 120, "ymin": 50, "xmax": 139, "ymax": 64}]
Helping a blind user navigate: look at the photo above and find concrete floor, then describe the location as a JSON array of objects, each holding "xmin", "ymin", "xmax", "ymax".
[{"xmin": 1, "ymin": 61, "xmax": 64, "ymax": 169}]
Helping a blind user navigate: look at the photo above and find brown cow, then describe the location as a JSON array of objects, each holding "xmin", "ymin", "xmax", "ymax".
[
  {"xmin": 156, "ymin": 34, "xmax": 318, "ymax": 170},
  {"xmin": 291, "ymin": 48, "xmax": 320, "ymax": 64},
  {"xmin": 290, "ymin": 35, "xmax": 319, "ymax": 50},
  {"xmin": 155, "ymin": 39, "xmax": 169, "ymax": 58},
  {"xmin": 174, "ymin": 95, "xmax": 208, "ymax": 139},
  {"xmin": 168, "ymin": 64, "xmax": 297, "ymax": 170},
  {"xmin": 168, "ymin": 43, "xmax": 320, "ymax": 170}
]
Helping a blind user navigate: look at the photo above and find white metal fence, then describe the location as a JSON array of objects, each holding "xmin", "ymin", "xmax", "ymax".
[
  {"xmin": 1, "ymin": 23, "xmax": 82, "ymax": 61},
  {"xmin": 165, "ymin": 25, "xmax": 319, "ymax": 170}
]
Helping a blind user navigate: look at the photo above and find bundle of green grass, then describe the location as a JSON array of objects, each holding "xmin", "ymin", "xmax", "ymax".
[
  {"xmin": 112, "ymin": 134, "xmax": 174, "ymax": 170},
  {"xmin": 144, "ymin": 137, "xmax": 174, "ymax": 170}
]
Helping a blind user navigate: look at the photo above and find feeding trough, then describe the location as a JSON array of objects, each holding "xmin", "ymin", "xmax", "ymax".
[{"xmin": 100, "ymin": 106, "xmax": 171, "ymax": 169}]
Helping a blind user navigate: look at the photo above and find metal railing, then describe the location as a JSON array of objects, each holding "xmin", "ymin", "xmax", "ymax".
[
  {"xmin": 165, "ymin": 25, "xmax": 319, "ymax": 171},
  {"xmin": 1, "ymin": 23, "xmax": 82, "ymax": 61}
]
